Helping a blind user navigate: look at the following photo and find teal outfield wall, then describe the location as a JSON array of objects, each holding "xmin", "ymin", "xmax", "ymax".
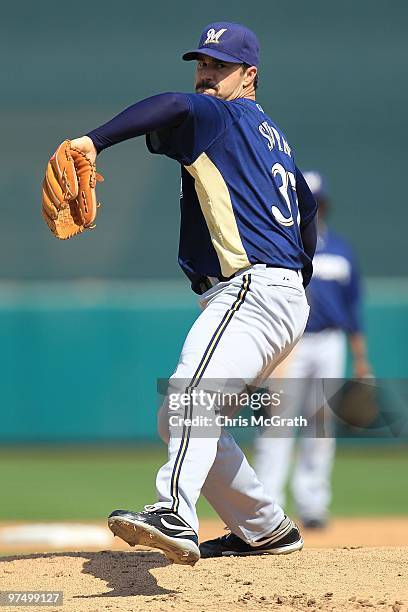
[{"xmin": 0, "ymin": 280, "xmax": 407, "ymax": 442}]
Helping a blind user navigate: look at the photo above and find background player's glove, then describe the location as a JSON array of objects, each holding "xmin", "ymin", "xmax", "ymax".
[
  {"xmin": 332, "ymin": 377, "xmax": 378, "ymax": 429},
  {"xmin": 41, "ymin": 140, "xmax": 104, "ymax": 240}
]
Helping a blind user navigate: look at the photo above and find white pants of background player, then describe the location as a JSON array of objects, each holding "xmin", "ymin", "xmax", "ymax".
[
  {"xmin": 154, "ymin": 264, "xmax": 309, "ymax": 543},
  {"xmin": 254, "ymin": 329, "xmax": 346, "ymax": 522}
]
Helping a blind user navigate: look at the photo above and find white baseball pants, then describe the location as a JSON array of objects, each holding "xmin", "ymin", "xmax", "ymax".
[
  {"xmin": 254, "ymin": 329, "xmax": 346, "ymax": 522},
  {"xmin": 153, "ymin": 265, "xmax": 309, "ymax": 542}
]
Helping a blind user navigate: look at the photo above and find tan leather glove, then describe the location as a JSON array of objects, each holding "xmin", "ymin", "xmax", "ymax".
[{"xmin": 42, "ymin": 139, "xmax": 104, "ymax": 239}]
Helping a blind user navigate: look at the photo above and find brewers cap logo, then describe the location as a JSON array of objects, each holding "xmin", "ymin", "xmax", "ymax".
[{"xmin": 204, "ymin": 28, "xmax": 227, "ymax": 44}]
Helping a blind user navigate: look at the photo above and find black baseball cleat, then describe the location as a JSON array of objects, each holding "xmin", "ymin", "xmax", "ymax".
[
  {"xmin": 199, "ymin": 515, "xmax": 303, "ymax": 558},
  {"xmin": 301, "ymin": 517, "xmax": 328, "ymax": 530},
  {"xmin": 108, "ymin": 506, "xmax": 200, "ymax": 566}
]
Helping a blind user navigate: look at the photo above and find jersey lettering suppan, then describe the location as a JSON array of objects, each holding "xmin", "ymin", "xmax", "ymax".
[{"xmin": 146, "ymin": 94, "xmax": 316, "ymax": 292}]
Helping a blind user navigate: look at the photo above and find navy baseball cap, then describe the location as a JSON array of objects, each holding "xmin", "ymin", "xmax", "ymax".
[
  {"xmin": 303, "ymin": 171, "xmax": 328, "ymax": 199},
  {"xmin": 182, "ymin": 21, "xmax": 259, "ymax": 67}
]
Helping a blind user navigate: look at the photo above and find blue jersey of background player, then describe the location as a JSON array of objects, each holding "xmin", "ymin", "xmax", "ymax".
[
  {"xmin": 85, "ymin": 23, "xmax": 317, "ymax": 293},
  {"xmin": 303, "ymin": 171, "xmax": 371, "ymax": 377}
]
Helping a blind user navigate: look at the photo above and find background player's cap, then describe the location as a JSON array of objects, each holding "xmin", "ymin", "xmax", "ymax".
[
  {"xmin": 182, "ymin": 22, "xmax": 259, "ymax": 67},
  {"xmin": 303, "ymin": 171, "xmax": 328, "ymax": 199}
]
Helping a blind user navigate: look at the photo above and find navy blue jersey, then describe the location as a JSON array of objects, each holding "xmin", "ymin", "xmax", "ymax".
[
  {"xmin": 306, "ymin": 227, "xmax": 362, "ymax": 334},
  {"xmin": 146, "ymin": 94, "xmax": 316, "ymax": 292}
]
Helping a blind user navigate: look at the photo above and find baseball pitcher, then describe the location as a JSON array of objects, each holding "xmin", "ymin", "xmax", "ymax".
[{"xmin": 42, "ymin": 22, "xmax": 317, "ymax": 565}]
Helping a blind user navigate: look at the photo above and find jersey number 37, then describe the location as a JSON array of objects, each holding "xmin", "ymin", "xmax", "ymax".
[{"xmin": 271, "ymin": 163, "xmax": 300, "ymax": 227}]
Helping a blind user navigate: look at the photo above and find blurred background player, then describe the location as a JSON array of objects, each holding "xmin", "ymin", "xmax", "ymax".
[{"xmin": 254, "ymin": 171, "xmax": 372, "ymax": 528}]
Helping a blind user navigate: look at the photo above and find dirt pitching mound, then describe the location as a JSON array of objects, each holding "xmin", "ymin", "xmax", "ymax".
[{"xmin": 1, "ymin": 547, "xmax": 406, "ymax": 612}]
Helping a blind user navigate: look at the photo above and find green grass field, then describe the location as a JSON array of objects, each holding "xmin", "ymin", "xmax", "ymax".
[{"xmin": 0, "ymin": 445, "xmax": 407, "ymax": 521}]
